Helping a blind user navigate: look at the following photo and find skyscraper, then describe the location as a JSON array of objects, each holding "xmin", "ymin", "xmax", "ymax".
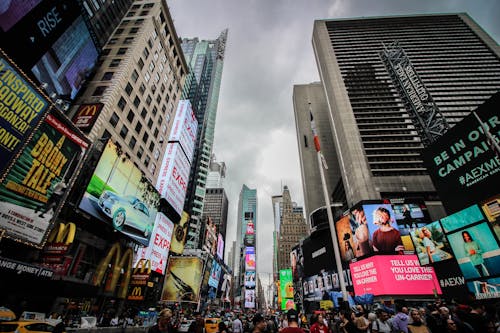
[
  {"xmin": 275, "ymin": 186, "xmax": 308, "ymax": 272},
  {"xmin": 181, "ymin": 30, "xmax": 228, "ymax": 249},
  {"xmin": 304, "ymin": 13, "xmax": 500, "ymax": 216}
]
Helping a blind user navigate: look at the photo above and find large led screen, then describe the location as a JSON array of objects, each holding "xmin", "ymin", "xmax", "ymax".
[
  {"xmin": 216, "ymin": 233, "xmax": 224, "ymax": 260},
  {"xmin": 244, "ymin": 271, "xmax": 256, "ymax": 288},
  {"xmin": 440, "ymin": 205, "xmax": 485, "ymax": 233},
  {"xmin": 335, "ymin": 215, "xmax": 356, "ymax": 262},
  {"xmin": 134, "ymin": 212, "xmax": 174, "ymax": 275},
  {"xmin": 170, "ymin": 211, "xmax": 189, "ymax": 255},
  {"xmin": 446, "ymin": 222, "xmax": 500, "ymax": 279},
  {"xmin": 410, "ymin": 221, "xmax": 453, "ymax": 266},
  {"xmin": 245, "ymin": 246, "xmax": 255, "ymax": 271},
  {"xmin": 467, "ymin": 277, "xmax": 500, "ymax": 300},
  {"xmin": 481, "ymin": 194, "xmax": 500, "ymax": 241},
  {"xmin": 169, "ymin": 100, "xmax": 197, "ymax": 164},
  {"xmin": 0, "ymin": 111, "xmax": 88, "ymax": 247},
  {"xmin": 162, "ymin": 256, "xmax": 203, "ymax": 303},
  {"xmin": 422, "ymin": 92, "xmax": 500, "ymax": 214},
  {"xmin": 79, "ymin": 140, "xmax": 160, "ymax": 246},
  {"xmin": 349, "ymin": 255, "xmax": 441, "ymax": 296},
  {"xmin": 279, "ymin": 269, "xmax": 293, "ymax": 299},
  {"xmin": 244, "ymin": 289, "xmax": 255, "ymax": 309},
  {"xmin": 0, "ymin": 52, "xmax": 50, "ymax": 176},
  {"xmin": 208, "ymin": 260, "xmax": 221, "ymax": 288},
  {"xmin": 290, "ymin": 245, "xmax": 304, "ymax": 281}
]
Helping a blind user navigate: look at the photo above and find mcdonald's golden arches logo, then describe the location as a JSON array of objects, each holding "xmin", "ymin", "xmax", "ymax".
[
  {"xmin": 93, "ymin": 243, "xmax": 134, "ymax": 299},
  {"xmin": 47, "ymin": 222, "xmax": 76, "ymax": 245},
  {"xmin": 71, "ymin": 103, "xmax": 104, "ymax": 131}
]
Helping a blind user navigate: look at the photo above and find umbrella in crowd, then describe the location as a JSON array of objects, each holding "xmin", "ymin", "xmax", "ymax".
[{"xmin": 0, "ymin": 307, "xmax": 16, "ymax": 321}]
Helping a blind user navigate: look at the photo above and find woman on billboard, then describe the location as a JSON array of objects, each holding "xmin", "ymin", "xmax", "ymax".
[{"xmin": 462, "ymin": 231, "xmax": 489, "ymax": 277}]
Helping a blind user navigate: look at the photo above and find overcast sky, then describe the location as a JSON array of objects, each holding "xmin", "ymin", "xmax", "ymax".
[{"xmin": 167, "ymin": 0, "xmax": 500, "ymax": 285}]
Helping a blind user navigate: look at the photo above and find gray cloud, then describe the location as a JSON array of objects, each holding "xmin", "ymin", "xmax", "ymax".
[{"xmin": 168, "ymin": 0, "xmax": 499, "ymax": 281}]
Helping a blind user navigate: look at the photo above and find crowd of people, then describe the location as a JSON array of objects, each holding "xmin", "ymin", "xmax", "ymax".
[{"xmin": 133, "ymin": 298, "xmax": 500, "ymax": 333}]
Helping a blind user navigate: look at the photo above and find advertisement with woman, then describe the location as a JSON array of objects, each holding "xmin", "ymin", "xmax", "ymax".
[
  {"xmin": 362, "ymin": 203, "xmax": 404, "ymax": 255},
  {"xmin": 410, "ymin": 221, "xmax": 453, "ymax": 266}
]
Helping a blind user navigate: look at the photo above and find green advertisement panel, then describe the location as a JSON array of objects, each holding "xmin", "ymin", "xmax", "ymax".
[{"xmin": 279, "ymin": 268, "xmax": 293, "ymax": 299}]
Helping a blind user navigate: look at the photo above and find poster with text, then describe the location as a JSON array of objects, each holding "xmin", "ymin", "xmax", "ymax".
[{"xmin": 0, "ymin": 112, "xmax": 88, "ymax": 247}]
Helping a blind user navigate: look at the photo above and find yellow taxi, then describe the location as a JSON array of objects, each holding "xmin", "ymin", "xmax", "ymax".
[
  {"xmin": 204, "ymin": 318, "xmax": 221, "ymax": 333},
  {"xmin": 0, "ymin": 321, "xmax": 65, "ymax": 333}
]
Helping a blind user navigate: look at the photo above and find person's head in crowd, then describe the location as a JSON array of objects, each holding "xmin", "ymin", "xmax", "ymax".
[
  {"xmin": 158, "ymin": 309, "xmax": 172, "ymax": 331},
  {"xmin": 286, "ymin": 310, "xmax": 299, "ymax": 327},
  {"xmin": 409, "ymin": 309, "xmax": 423, "ymax": 324}
]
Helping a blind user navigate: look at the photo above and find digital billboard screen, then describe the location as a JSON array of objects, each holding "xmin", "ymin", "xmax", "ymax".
[
  {"xmin": 78, "ymin": 140, "xmax": 160, "ymax": 246},
  {"xmin": 169, "ymin": 100, "xmax": 197, "ymax": 164},
  {"xmin": 244, "ymin": 289, "xmax": 255, "ymax": 309},
  {"xmin": 481, "ymin": 194, "xmax": 500, "ymax": 241},
  {"xmin": 446, "ymin": 222, "xmax": 500, "ymax": 279},
  {"xmin": 134, "ymin": 212, "xmax": 174, "ymax": 275},
  {"xmin": 0, "ymin": 52, "xmax": 51, "ymax": 176},
  {"xmin": 422, "ymin": 92, "xmax": 500, "ymax": 214},
  {"xmin": 245, "ymin": 246, "xmax": 255, "ymax": 271},
  {"xmin": 162, "ymin": 256, "xmax": 203, "ymax": 303},
  {"xmin": 335, "ymin": 215, "xmax": 356, "ymax": 262},
  {"xmin": 279, "ymin": 269, "xmax": 293, "ymax": 299},
  {"xmin": 244, "ymin": 271, "xmax": 256, "ymax": 288},
  {"xmin": 216, "ymin": 233, "xmax": 224, "ymax": 260},
  {"xmin": 349, "ymin": 255, "xmax": 441, "ymax": 296},
  {"xmin": 291, "ymin": 245, "xmax": 304, "ymax": 281},
  {"xmin": 409, "ymin": 220, "xmax": 453, "ymax": 266},
  {"xmin": 0, "ymin": 111, "xmax": 88, "ymax": 247},
  {"xmin": 208, "ymin": 260, "xmax": 221, "ymax": 288}
]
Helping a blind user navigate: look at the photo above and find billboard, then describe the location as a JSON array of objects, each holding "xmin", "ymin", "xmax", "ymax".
[
  {"xmin": 244, "ymin": 271, "xmax": 256, "ymax": 288},
  {"xmin": 422, "ymin": 92, "xmax": 500, "ymax": 214},
  {"xmin": 245, "ymin": 246, "xmax": 256, "ymax": 271},
  {"xmin": 409, "ymin": 220, "xmax": 453, "ymax": 266},
  {"xmin": 162, "ymin": 256, "xmax": 203, "ymax": 303},
  {"xmin": 467, "ymin": 277, "xmax": 500, "ymax": 300},
  {"xmin": 71, "ymin": 103, "xmax": 104, "ymax": 133},
  {"xmin": 349, "ymin": 255, "xmax": 441, "ymax": 296},
  {"xmin": 244, "ymin": 289, "xmax": 255, "ymax": 308},
  {"xmin": 1, "ymin": 1, "xmax": 98, "ymax": 102},
  {"xmin": 133, "ymin": 212, "xmax": 174, "ymax": 275},
  {"xmin": 360, "ymin": 203, "xmax": 404, "ymax": 254},
  {"xmin": 156, "ymin": 143, "xmax": 190, "ymax": 218},
  {"xmin": 481, "ymin": 194, "xmax": 500, "ymax": 241},
  {"xmin": 335, "ymin": 216, "xmax": 356, "ymax": 262},
  {"xmin": 302, "ymin": 224, "xmax": 335, "ymax": 276},
  {"xmin": 168, "ymin": 100, "xmax": 197, "ymax": 163},
  {"xmin": 208, "ymin": 260, "xmax": 221, "ymax": 288},
  {"xmin": 78, "ymin": 140, "xmax": 160, "ymax": 246},
  {"xmin": 170, "ymin": 211, "xmax": 189, "ymax": 254},
  {"xmin": 0, "ymin": 51, "xmax": 50, "ymax": 177},
  {"xmin": 244, "ymin": 220, "xmax": 255, "ymax": 246},
  {"xmin": 291, "ymin": 245, "xmax": 304, "ymax": 281},
  {"xmin": 279, "ymin": 269, "xmax": 293, "ymax": 299},
  {"xmin": 216, "ymin": 233, "xmax": 224, "ymax": 260},
  {"xmin": 0, "ymin": 111, "xmax": 88, "ymax": 247},
  {"xmin": 203, "ymin": 218, "xmax": 217, "ymax": 256}
]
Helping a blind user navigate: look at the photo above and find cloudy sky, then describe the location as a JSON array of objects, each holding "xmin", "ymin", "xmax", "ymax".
[{"xmin": 167, "ymin": 0, "xmax": 500, "ymax": 285}]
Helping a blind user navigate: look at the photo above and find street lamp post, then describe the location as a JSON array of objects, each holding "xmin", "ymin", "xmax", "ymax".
[{"xmin": 309, "ymin": 102, "xmax": 349, "ymax": 302}]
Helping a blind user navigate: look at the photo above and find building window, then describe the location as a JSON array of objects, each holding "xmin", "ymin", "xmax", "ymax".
[
  {"xmin": 147, "ymin": 119, "xmax": 153, "ymax": 129},
  {"xmin": 146, "ymin": 95, "xmax": 152, "ymax": 106},
  {"xmin": 149, "ymin": 141, "xmax": 154, "ymax": 152},
  {"xmin": 125, "ymin": 83, "xmax": 133, "ymax": 95},
  {"xmin": 143, "ymin": 47, "xmax": 150, "ymax": 59},
  {"xmin": 147, "ymin": 38, "xmax": 153, "ymax": 49},
  {"xmin": 149, "ymin": 62, "xmax": 155, "ymax": 72},
  {"xmin": 120, "ymin": 125, "xmax": 128, "ymax": 139},
  {"xmin": 152, "ymin": 106, "xmax": 157, "ymax": 117},
  {"xmin": 108, "ymin": 38, "xmax": 118, "ymax": 45},
  {"xmin": 83, "ymin": 1, "xmax": 94, "ymax": 17},
  {"xmin": 130, "ymin": 27, "xmax": 139, "ymax": 34},
  {"xmin": 140, "ymin": 10, "xmax": 150, "ymax": 16},
  {"xmin": 124, "ymin": 37, "xmax": 134, "ymax": 44},
  {"xmin": 126, "ymin": 11, "xmax": 136, "ymax": 17},
  {"xmin": 156, "ymin": 94, "xmax": 161, "ymax": 104},
  {"xmin": 115, "ymin": 28, "xmax": 124, "ymax": 35},
  {"xmin": 137, "ymin": 146, "xmax": 144, "ymax": 159},
  {"xmin": 144, "ymin": 71, "xmax": 151, "ymax": 82},
  {"xmin": 102, "ymin": 72, "xmax": 114, "ymax": 81},
  {"xmin": 129, "ymin": 137, "xmax": 137, "ymax": 149},
  {"xmin": 135, "ymin": 19, "xmax": 144, "ymax": 25},
  {"xmin": 141, "ymin": 108, "xmax": 147, "ymax": 118},
  {"xmin": 137, "ymin": 58, "xmax": 144, "ymax": 69},
  {"xmin": 133, "ymin": 96, "xmax": 141, "ymax": 108},
  {"xmin": 101, "ymin": 49, "xmax": 111, "ymax": 56},
  {"xmin": 110, "ymin": 59, "xmax": 121, "ymax": 67},
  {"xmin": 92, "ymin": 86, "xmax": 106, "ymax": 96},
  {"xmin": 144, "ymin": 155, "xmax": 150, "ymax": 167},
  {"xmin": 135, "ymin": 122, "xmax": 142, "ymax": 133},
  {"xmin": 154, "ymin": 149, "xmax": 160, "ymax": 160},
  {"xmin": 117, "ymin": 48, "xmax": 128, "ymax": 55},
  {"xmin": 143, "ymin": 132, "xmax": 149, "ymax": 143},
  {"xmin": 117, "ymin": 97, "xmax": 126, "ymax": 110},
  {"xmin": 127, "ymin": 110, "xmax": 134, "ymax": 123},
  {"xmin": 154, "ymin": 128, "xmax": 159, "ymax": 138},
  {"xmin": 110, "ymin": 112, "xmax": 119, "ymax": 127},
  {"xmin": 131, "ymin": 70, "xmax": 139, "ymax": 82},
  {"xmin": 144, "ymin": 3, "xmax": 154, "ymax": 9}
]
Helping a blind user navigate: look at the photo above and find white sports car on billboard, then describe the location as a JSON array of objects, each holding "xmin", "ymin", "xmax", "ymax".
[{"xmin": 98, "ymin": 190, "xmax": 153, "ymax": 238}]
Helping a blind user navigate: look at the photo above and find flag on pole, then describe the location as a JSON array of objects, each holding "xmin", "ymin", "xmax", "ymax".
[{"xmin": 310, "ymin": 112, "xmax": 321, "ymax": 152}]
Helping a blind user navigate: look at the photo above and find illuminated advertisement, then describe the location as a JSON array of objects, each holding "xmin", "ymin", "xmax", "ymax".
[
  {"xmin": 216, "ymin": 233, "xmax": 224, "ymax": 260},
  {"xmin": 245, "ymin": 246, "xmax": 256, "ymax": 271},
  {"xmin": 447, "ymin": 222, "xmax": 500, "ymax": 279},
  {"xmin": 31, "ymin": 16, "xmax": 98, "ymax": 100},
  {"xmin": 391, "ymin": 199, "xmax": 432, "ymax": 252},
  {"xmin": 336, "ymin": 216, "xmax": 356, "ymax": 262},
  {"xmin": 361, "ymin": 203, "xmax": 404, "ymax": 254},
  {"xmin": 169, "ymin": 100, "xmax": 197, "ymax": 164},
  {"xmin": 302, "ymin": 269, "xmax": 354, "ymax": 301},
  {"xmin": 162, "ymin": 256, "xmax": 203, "ymax": 303},
  {"xmin": 349, "ymin": 255, "xmax": 441, "ymax": 296},
  {"xmin": 134, "ymin": 212, "xmax": 174, "ymax": 275},
  {"xmin": 467, "ymin": 277, "xmax": 500, "ymax": 300},
  {"xmin": 156, "ymin": 143, "xmax": 190, "ymax": 218},
  {"xmin": 0, "ymin": 52, "xmax": 50, "ymax": 176},
  {"xmin": 481, "ymin": 194, "xmax": 500, "ymax": 241},
  {"xmin": 291, "ymin": 245, "xmax": 304, "ymax": 281},
  {"xmin": 410, "ymin": 220, "xmax": 453, "ymax": 266},
  {"xmin": 244, "ymin": 271, "xmax": 256, "ymax": 288},
  {"xmin": 170, "ymin": 211, "xmax": 189, "ymax": 255},
  {"xmin": 203, "ymin": 218, "xmax": 217, "ymax": 256},
  {"xmin": 0, "ymin": 111, "xmax": 88, "ymax": 247},
  {"xmin": 422, "ymin": 92, "xmax": 500, "ymax": 214},
  {"xmin": 208, "ymin": 260, "xmax": 221, "ymax": 288},
  {"xmin": 244, "ymin": 220, "xmax": 255, "ymax": 246},
  {"xmin": 281, "ymin": 299, "xmax": 296, "ymax": 311},
  {"xmin": 78, "ymin": 140, "xmax": 160, "ymax": 246},
  {"xmin": 279, "ymin": 269, "xmax": 293, "ymax": 299},
  {"xmin": 244, "ymin": 289, "xmax": 255, "ymax": 309},
  {"xmin": 71, "ymin": 103, "xmax": 104, "ymax": 133},
  {"xmin": 441, "ymin": 205, "xmax": 484, "ymax": 233}
]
